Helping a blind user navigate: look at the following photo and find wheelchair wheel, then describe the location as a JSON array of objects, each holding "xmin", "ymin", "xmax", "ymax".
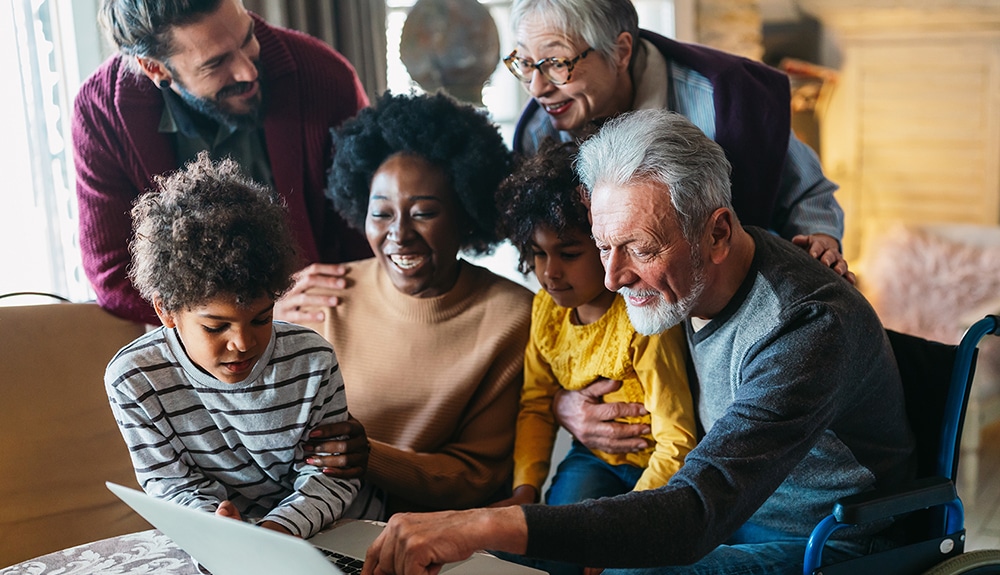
[{"xmin": 923, "ymin": 549, "xmax": 1000, "ymax": 574}]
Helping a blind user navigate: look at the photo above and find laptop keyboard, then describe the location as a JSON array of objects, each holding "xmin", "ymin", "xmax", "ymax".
[{"xmin": 321, "ymin": 549, "xmax": 365, "ymax": 575}]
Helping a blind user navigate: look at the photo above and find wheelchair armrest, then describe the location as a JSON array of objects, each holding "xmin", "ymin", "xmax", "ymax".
[{"xmin": 832, "ymin": 476, "xmax": 957, "ymax": 525}]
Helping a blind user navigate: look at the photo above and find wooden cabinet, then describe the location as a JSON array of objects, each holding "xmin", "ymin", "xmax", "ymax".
[{"xmin": 800, "ymin": 2, "xmax": 1000, "ymax": 261}]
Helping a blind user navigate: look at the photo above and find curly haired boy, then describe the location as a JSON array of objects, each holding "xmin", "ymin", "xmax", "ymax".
[{"xmin": 105, "ymin": 152, "xmax": 358, "ymax": 538}]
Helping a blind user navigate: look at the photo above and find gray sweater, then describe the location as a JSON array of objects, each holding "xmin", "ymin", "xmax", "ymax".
[{"xmin": 523, "ymin": 227, "xmax": 914, "ymax": 567}]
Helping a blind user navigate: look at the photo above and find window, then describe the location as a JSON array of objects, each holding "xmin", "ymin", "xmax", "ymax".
[
  {"xmin": 384, "ymin": 0, "xmax": 682, "ymax": 288},
  {"xmin": 385, "ymin": 0, "xmax": 524, "ymax": 144},
  {"xmin": 1, "ymin": 0, "xmax": 104, "ymax": 304},
  {"xmin": 385, "ymin": 0, "xmax": 683, "ymax": 147}
]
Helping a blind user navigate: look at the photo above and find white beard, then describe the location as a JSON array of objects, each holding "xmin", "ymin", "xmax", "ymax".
[
  {"xmin": 618, "ymin": 285, "xmax": 697, "ymax": 335},
  {"xmin": 618, "ymin": 260, "xmax": 706, "ymax": 335}
]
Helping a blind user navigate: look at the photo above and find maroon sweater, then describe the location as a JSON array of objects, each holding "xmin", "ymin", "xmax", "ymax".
[{"xmin": 72, "ymin": 15, "xmax": 371, "ymax": 324}]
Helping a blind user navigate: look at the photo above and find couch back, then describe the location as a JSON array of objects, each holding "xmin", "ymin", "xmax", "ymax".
[{"xmin": 0, "ymin": 303, "xmax": 152, "ymax": 567}]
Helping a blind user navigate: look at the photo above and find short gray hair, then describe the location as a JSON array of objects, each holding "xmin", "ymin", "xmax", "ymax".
[
  {"xmin": 510, "ymin": 0, "xmax": 639, "ymax": 62},
  {"xmin": 576, "ymin": 109, "xmax": 733, "ymax": 243}
]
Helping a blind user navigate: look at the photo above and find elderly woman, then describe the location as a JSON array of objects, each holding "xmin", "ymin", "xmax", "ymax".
[
  {"xmin": 503, "ymin": 0, "xmax": 858, "ymax": 476},
  {"xmin": 505, "ymin": 0, "xmax": 851, "ymax": 281},
  {"xmin": 301, "ymin": 92, "xmax": 533, "ymax": 519}
]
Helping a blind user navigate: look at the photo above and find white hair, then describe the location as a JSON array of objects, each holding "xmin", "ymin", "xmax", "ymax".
[{"xmin": 575, "ymin": 109, "xmax": 733, "ymax": 244}]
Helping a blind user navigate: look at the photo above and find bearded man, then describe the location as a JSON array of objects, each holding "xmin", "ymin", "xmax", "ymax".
[{"xmin": 73, "ymin": 0, "xmax": 372, "ymax": 326}]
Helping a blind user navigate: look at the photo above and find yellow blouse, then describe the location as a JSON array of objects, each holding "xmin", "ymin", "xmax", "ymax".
[{"xmin": 514, "ymin": 290, "xmax": 697, "ymax": 493}]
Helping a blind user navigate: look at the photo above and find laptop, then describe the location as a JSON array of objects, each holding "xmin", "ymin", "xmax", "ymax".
[{"xmin": 107, "ymin": 481, "xmax": 544, "ymax": 575}]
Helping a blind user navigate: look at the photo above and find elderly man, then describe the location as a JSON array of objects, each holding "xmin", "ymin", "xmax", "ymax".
[
  {"xmin": 73, "ymin": 0, "xmax": 372, "ymax": 326},
  {"xmin": 360, "ymin": 110, "xmax": 915, "ymax": 575}
]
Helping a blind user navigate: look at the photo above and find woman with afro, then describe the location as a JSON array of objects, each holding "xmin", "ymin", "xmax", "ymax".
[{"xmin": 299, "ymin": 92, "xmax": 533, "ymax": 519}]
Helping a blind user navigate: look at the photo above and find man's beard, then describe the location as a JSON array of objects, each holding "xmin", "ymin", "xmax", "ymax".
[
  {"xmin": 619, "ymin": 249, "xmax": 706, "ymax": 335},
  {"xmin": 173, "ymin": 61, "xmax": 265, "ymax": 130}
]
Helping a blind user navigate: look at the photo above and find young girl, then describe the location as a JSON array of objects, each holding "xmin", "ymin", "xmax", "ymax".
[{"xmin": 494, "ymin": 140, "xmax": 698, "ymax": 509}]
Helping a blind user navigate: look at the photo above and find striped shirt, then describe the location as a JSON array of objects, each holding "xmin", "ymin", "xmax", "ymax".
[{"xmin": 105, "ymin": 321, "xmax": 358, "ymax": 538}]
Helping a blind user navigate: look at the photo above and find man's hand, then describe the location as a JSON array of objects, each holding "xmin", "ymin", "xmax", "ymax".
[
  {"xmin": 362, "ymin": 507, "xmax": 528, "ymax": 575},
  {"xmin": 791, "ymin": 233, "xmax": 856, "ymax": 285},
  {"xmin": 552, "ymin": 378, "xmax": 651, "ymax": 454},
  {"xmin": 304, "ymin": 415, "xmax": 370, "ymax": 479},
  {"xmin": 274, "ymin": 263, "xmax": 351, "ymax": 324}
]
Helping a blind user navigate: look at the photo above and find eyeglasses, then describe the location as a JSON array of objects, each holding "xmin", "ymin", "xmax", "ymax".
[{"xmin": 503, "ymin": 47, "xmax": 593, "ymax": 86}]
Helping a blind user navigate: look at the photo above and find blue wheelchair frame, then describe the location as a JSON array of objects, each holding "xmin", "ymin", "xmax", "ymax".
[{"xmin": 802, "ymin": 315, "xmax": 1000, "ymax": 575}]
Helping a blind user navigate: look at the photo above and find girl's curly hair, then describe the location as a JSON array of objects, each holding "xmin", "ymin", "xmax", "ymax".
[
  {"xmin": 496, "ymin": 139, "xmax": 591, "ymax": 274},
  {"xmin": 327, "ymin": 91, "xmax": 512, "ymax": 256},
  {"xmin": 129, "ymin": 151, "xmax": 300, "ymax": 312}
]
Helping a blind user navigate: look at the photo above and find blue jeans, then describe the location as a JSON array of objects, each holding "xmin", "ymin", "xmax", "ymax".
[
  {"xmin": 495, "ymin": 443, "xmax": 645, "ymax": 575},
  {"xmin": 604, "ymin": 522, "xmax": 871, "ymax": 575},
  {"xmin": 545, "ymin": 441, "xmax": 645, "ymax": 505}
]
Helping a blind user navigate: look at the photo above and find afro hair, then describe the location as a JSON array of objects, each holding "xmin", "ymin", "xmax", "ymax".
[
  {"xmin": 327, "ymin": 91, "xmax": 513, "ymax": 256},
  {"xmin": 129, "ymin": 151, "xmax": 299, "ymax": 312},
  {"xmin": 496, "ymin": 139, "xmax": 590, "ymax": 273}
]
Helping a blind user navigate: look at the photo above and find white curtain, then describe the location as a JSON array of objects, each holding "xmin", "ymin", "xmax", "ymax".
[{"xmin": 2, "ymin": 0, "xmax": 89, "ymax": 302}]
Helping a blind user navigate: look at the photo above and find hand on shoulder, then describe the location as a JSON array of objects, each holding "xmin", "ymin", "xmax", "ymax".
[
  {"xmin": 791, "ymin": 233, "xmax": 857, "ymax": 285},
  {"xmin": 274, "ymin": 263, "xmax": 353, "ymax": 323}
]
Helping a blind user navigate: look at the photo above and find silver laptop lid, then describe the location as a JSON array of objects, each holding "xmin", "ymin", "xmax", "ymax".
[
  {"xmin": 109, "ymin": 481, "xmax": 544, "ymax": 575},
  {"xmin": 106, "ymin": 481, "xmax": 342, "ymax": 575}
]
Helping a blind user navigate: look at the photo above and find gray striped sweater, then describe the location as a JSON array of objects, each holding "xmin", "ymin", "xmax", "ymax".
[{"xmin": 105, "ymin": 321, "xmax": 358, "ymax": 538}]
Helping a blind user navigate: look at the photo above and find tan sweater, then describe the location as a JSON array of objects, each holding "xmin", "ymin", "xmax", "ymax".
[{"xmin": 310, "ymin": 258, "xmax": 533, "ymax": 513}]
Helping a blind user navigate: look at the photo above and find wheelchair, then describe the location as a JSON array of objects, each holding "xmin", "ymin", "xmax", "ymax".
[{"xmin": 804, "ymin": 315, "xmax": 1000, "ymax": 575}]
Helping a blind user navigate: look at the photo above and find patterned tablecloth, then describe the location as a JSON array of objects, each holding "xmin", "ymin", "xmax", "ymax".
[{"xmin": 1, "ymin": 530, "xmax": 200, "ymax": 575}]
